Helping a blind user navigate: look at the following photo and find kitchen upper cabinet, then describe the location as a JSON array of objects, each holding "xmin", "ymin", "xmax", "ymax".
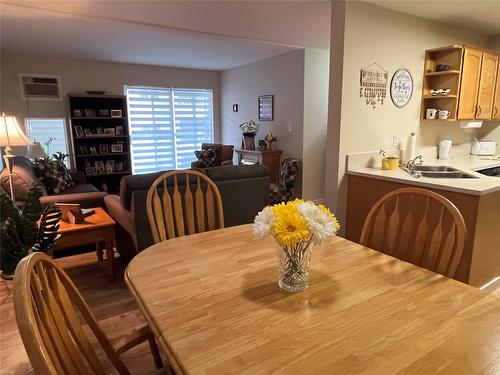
[
  {"xmin": 493, "ymin": 62, "xmax": 500, "ymax": 119},
  {"xmin": 476, "ymin": 52, "xmax": 499, "ymax": 119},
  {"xmin": 457, "ymin": 47, "xmax": 482, "ymax": 120}
]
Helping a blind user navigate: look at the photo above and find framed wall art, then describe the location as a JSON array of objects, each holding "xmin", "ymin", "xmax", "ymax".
[
  {"xmin": 258, "ymin": 95, "xmax": 273, "ymax": 121},
  {"xmin": 390, "ymin": 68, "xmax": 413, "ymax": 108}
]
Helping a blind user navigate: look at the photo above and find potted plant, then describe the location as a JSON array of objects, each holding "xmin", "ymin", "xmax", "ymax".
[
  {"xmin": 0, "ymin": 185, "xmax": 62, "ymax": 279},
  {"xmin": 264, "ymin": 133, "xmax": 278, "ymax": 150},
  {"xmin": 239, "ymin": 120, "xmax": 260, "ymax": 150}
]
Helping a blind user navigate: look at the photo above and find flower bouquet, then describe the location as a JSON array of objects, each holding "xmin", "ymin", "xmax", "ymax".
[{"xmin": 253, "ymin": 199, "xmax": 340, "ymax": 292}]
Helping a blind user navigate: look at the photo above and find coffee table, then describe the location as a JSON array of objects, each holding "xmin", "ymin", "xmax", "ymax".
[{"xmin": 49, "ymin": 207, "xmax": 117, "ymax": 281}]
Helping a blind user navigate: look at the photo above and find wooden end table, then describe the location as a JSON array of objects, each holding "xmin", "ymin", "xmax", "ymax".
[{"xmin": 48, "ymin": 207, "xmax": 117, "ymax": 281}]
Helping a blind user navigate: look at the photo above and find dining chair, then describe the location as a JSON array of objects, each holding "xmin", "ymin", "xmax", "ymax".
[
  {"xmin": 146, "ymin": 170, "xmax": 224, "ymax": 243},
  {"xmin": 13, "ymin": 252, "xmax": 164, "ymax": 375},
  {"xmin": 360, "ymin": 187, "xmax": 467, "ymax": 278}
]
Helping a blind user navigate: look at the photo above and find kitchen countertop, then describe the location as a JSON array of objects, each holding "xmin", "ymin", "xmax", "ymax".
[{"xmin": 348, "ymin": 155, "xmax": 500, "ymax": 195}]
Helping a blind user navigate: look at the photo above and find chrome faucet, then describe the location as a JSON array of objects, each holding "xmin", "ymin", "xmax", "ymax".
[{"xmin": 406, "ymin": 155, "xmax": 424, "ymax": 175}]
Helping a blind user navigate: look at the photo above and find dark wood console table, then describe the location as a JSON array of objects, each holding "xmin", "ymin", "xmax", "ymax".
[{"xmin": 234, "ymin": 148, "xmax": 282, "ymax": 183}]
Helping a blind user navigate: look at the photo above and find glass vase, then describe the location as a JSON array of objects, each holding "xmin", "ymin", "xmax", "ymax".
[{"xmin": 277, "ymin": 241, "xmax": 313, "ymax": 292}]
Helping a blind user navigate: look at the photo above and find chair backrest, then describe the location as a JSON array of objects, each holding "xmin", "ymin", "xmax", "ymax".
[
  {"xmin": 146, "ymin": 170, "xmax": 224, "ymax": 243},
  {"xmin": 279, "ymin": 158, "xmax": 301, "ymax": 189},
  {"xmin": 360, "ymin": 188, "xmax": 467, "ymax": 278},
  {"xmin": 13, "ymin": 252, "xmax": 130, "ymax": 375}
]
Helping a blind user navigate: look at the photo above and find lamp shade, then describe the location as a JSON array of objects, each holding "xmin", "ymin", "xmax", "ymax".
[{"xmin": 0, "ymin": 113, "xmax": 32, "ymax": 147}]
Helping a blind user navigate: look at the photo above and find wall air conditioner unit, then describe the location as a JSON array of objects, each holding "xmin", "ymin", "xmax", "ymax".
[{"xmin": 20, "ymin": 74, "xmax": 62, "ymax": 100}]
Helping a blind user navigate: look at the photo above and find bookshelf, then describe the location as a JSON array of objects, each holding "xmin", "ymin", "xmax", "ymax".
[{"xmin": 68, "ymin": 94, "xmax": 132, "ymax": 192}]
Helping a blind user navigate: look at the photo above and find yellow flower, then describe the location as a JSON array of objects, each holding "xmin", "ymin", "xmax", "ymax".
[
  {"xmin": 271, "ymin": 210, "xmax": 311, "ymax": 247},
  {"xmin": 318, "ymin": 204, "xmax": 340, "ymax": 232}
]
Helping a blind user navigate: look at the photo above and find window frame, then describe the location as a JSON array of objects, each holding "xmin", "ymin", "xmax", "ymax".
[
  {"xmin": 24, "ymin": 117, "xmax": 71, "ymax": 167},
  {"xmin": 124, "ymin": 85, "xmax": 215, "ymax": 174}
]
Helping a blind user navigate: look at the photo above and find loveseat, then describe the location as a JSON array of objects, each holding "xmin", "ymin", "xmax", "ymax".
[
  {"xmin": 0, "ymin": 157, "xmax": 107, "ymax": 207},
  {"xmin": 105, "ymin": 165, "xmax": 270, "ymax": 261}
]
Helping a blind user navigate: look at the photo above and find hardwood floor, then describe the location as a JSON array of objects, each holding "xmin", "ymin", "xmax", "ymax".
[{"xmin": 0, "ymin": 252, "xmax": 166, "ymax": 375}]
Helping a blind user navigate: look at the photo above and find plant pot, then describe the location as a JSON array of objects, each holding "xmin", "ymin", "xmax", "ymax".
[{"xmin": 242, "ymin": 133, "xmax": 256, "ymax": 150}]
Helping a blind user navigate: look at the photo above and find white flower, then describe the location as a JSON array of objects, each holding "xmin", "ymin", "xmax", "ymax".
[
  {"xmin": 252, "ymin": 206, "xmax": 274, "ymax": 238},
  {"xmin": 297, "ymin": 202, "xmax": 337, "ymax": 245}
]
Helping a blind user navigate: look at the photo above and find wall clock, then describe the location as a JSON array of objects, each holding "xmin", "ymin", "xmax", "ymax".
[{"xmin": 390, "ymin": 68, "xmax": 413, "ymax": 108}]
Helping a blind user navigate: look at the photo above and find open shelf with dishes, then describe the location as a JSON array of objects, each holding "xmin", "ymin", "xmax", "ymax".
[
  {"xmin": 68, "ymin": 94, "xmax": 132, "ymax": 192},
  {"xmin": 421, "ymin": 45, "xmax": 464, "ymax": 121}
]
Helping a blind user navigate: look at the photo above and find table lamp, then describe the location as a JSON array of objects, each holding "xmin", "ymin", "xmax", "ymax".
[
  {"xmin": 0, "ymin": 113, "xmax": 33, "ymax": 201},
  {"xmin": 26, "ymin": 142, "xmax": 47, "ymax": 159}
]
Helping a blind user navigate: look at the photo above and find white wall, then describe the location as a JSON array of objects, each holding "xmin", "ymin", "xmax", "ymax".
[
  {"xmin": 220, "ymin": 49, "xmax": 306, "ymax": 195},
  {"xmin": 302, "ymin": 48, "xmax": 330, "ymax": 201},
  {"xmin": 1, "ymin": 51, "xmax": 221, "ymax": 142},
  {"xmin": 325, "ymin": 1, "xmax": 493, "ymax": 231}
]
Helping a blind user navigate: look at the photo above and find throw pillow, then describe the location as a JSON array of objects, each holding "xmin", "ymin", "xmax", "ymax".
[
  {"xmin": 194, "ymin": 148, "xmax": 217, "ymax": 168},
  {"xmin": 32, "ymin": 158, "xmax": 75, "ymax": 194}
]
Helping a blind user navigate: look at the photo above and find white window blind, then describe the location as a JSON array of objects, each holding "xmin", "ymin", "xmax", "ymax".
[{"xmin": 126, "ymin": 86, "xmax": 214, "ymax": 174}]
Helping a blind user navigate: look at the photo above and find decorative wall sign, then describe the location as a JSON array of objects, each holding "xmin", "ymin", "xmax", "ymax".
[
  {"xmin": 258, "ymin": 95, "xmax": 274, "ymax": 121},
  {"xmin": 360, "ymin": 63, "xmax": 388, "ymax": 109},
  {"xmin": 390, "ymin": 69, "xmax": 413, "ymax": 108}
]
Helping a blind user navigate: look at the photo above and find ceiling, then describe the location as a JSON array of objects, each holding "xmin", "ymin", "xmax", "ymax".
[
  {"xmin": 364, "ymin": 0, "xmax": 500, "ymax": 37},
  {"xmin": 0, "ymin": 1, "xmax": 331, "ymax": 71}
]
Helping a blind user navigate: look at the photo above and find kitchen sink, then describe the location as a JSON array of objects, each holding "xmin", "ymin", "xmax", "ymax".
[
  {"xmin": 403, "ymin": 165, "xmax": 479, "ymax": 179},
  {"xmin": 413, "ymin": 165, "xmax": 460, "ymax": 172}
]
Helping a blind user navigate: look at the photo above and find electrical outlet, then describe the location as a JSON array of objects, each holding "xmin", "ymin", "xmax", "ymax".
[{"xmin": 393, "ymin": 134, "xmax": 399, "ymax": 147}]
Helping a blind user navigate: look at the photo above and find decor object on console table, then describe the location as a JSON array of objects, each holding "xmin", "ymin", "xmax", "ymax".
[
  {"xmin": 253, "ymin": 199, "xmax": 339, "ymax": 292},
  {"xmin": 69, "ymin": 94, "xmax": 131, "ymax": 193},
  {"xmin": 0, "ymin": 113, "xmax": 33, "ymax": 200},
  {"xmin": 0, "ymin": 185, "xmax": 61, "ymax": 279},
  {"xmin": 263, "ymin": 133, "xmax": 278, "ymax": 150},
  {"xmin": 234, "ymin": 148, "xmax": 282, "ymax": 183},
  {"xmin": 239, "ymin": 120, "xmax": 260, "ymax": 150},
  {"xmin": 269, "ymin": 158, "xmax": 301, "ymax": 204}
]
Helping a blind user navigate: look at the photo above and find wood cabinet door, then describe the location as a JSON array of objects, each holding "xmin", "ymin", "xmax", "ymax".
[
  {"xmin": 458, "ymin": 47, "xmax": 483, "ymax": 120},
  {"xmin": 493, "ymin": 61, "xmax": 500, "ymax": 119},
  {"xmin": 476, "ymin": 52, "xmax": 499, "ymax": 119}
]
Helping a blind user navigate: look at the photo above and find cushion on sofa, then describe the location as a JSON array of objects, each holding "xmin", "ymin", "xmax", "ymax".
[
  {"xmin": 33, "ymin": 158, "xmax": 75, "ymax": 194},
  {"xmin": 194, "ymin": 148, "xmax": 217, "ymax": 168},
  {"xmin": 0, "ymin": 156, "xmax": 47, "ymax": 200}
]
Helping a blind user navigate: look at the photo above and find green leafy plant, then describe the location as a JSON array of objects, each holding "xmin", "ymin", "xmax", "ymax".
[{"xmin": 0, "ymin": 185, "xmax": 62, "ymax": 278}]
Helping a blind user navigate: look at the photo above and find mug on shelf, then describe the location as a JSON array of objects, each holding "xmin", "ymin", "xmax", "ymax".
[
  {"xmin": 426, "ymin": 108, "xmax": 438, "ymax": 119},
  {"xmin": 438, "ymin": 110, "xmax": 451, "ymax": 120}
]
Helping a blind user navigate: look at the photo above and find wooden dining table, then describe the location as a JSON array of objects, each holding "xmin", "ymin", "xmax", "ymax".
[{"xmin": 125, "ymin": 224, "xmax": 500, "ymax": 375}]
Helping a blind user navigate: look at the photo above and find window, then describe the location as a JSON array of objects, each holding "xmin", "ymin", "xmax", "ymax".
[
  {"xmin": 125, "ymin": 86, "xmax": 214, "ymax": 174},
  {"xmin": 26, "ymin": 118, "xmax": 70, "ymax": 165}
]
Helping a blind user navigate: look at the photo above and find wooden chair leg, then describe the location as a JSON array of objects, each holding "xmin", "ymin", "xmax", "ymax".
[{"xmin": 148, "ymin": 336, "xmax": 163, "ymax": 369}]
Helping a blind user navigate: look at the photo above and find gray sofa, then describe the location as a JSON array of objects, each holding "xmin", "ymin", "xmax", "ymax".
[
  {"xmin": 0, "ymin": 156, "xmax": 107, "ymax": 208},
  {"xmin": 105, "ymin": 165, "xmax": 270, "ymax": 262}
]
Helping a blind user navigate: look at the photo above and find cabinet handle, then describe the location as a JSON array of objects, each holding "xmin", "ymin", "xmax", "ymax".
[
  {"xmin": 494, "ymin": 106, "xmax": 498, "ymax": 118},
  {"xmin": 476, "ymin": 106, "xmax": 481, "ymax": 117}
]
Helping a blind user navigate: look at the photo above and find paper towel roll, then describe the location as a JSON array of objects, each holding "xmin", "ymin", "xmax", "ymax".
[{"xmin": 404, "ymin": 132, "xmax": 416, "ymax": 163}]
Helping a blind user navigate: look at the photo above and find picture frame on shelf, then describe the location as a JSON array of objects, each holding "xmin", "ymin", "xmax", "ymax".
[
  {"xmin": 84, "ymin": 109, "xmax": 97, "ymax": 117},
  {"xmin": 115, "ymin": 126, "xmax": 124, "ymax": 136},
  {"xmin": 98, "ymin": 109, "xmax": 110, "ymax": 117},
  {"xmin": 110, "ymin": 109, "xmax": 122, "ymax": 118},
  {"xmin": 89, "ymin": 146, "xmax": 98, "ymax": 154},
  {"xmin": 95, "ymin": 160, "xmax": 105, "ymax": 174},
  {"xmin": 73, "ymin": 109, "xmax": 83, "ymax": 117},
  {"xmin": 79, "ymin": 145, "xmax": 88, "ymax": 154},
  {"xmin": 99, "ymin": 144, "xmax": 109, "ymax": 154},
  {"xmin": 115, "ymin": 161, "xmax": 124, "ymax": 172},
  {"xmin": 84, "ymin": 128, "xmax": 93, "ymax": 136},
  {"xmin": 96, "ymin": 127, "xmax": 103, "ymax": 135},
  {"xmin": 111, "ymin": 143, "xmax": 123, "ymax": 153},
  {"xmin": 106, "ymin": 160, "xmax": 115, "ymax": 173},
  {"xmin": 104, "ymin": 128, "xmax": 116, "ymax": 136},
  {"xmin": 74, "ymin": 126, "xmax": 84, "ymax": 137}
]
